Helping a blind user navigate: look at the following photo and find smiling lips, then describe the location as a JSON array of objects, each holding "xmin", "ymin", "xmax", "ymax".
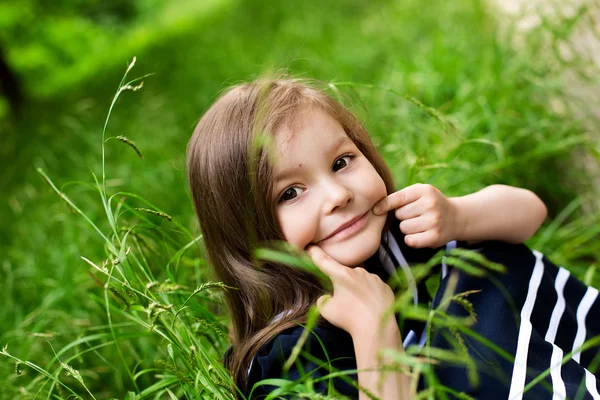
[{"xmin": 319, "ymin": 212, "xmax": 369, "ymax": 243}]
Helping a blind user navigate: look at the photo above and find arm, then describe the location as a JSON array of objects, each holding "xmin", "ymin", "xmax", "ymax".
[
  {"xmin": 308, "ymin": 246, "xmax": 415, "ymax": 399},
  {"xmin": 372, "ymin": 183, "xmax": 548, "ymax": 248},
  {"xmin": 352, "ymin": 317, "xmax": 414, "ymax": 400},
  {"xmin": 449, "ymin": 184, "xmax": 547, "ymax": 244}
]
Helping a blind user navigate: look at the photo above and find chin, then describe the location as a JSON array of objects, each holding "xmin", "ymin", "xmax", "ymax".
[
  {"xmin": 330, "ymin": 245, "xmax": 379, "ymax": 267},
  {"xmin": 321, "ymin": 227, "xmax": 384, "ymax": 267}
]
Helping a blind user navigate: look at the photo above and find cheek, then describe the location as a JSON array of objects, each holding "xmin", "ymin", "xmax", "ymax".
[
  {"xmin": 276, "ymin": 208, "xmax": 318, "ymax": 250},
  {"xmin": 360, "ymin": 166, "xmax": 388, "ymax": 202},
  {"xmin": 372, "ymin": 177, "xmax": 387, "ymax": 201}
]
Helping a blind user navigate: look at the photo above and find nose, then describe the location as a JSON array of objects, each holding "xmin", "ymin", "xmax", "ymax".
[{"xmin": 321, "ymin": 178, "xmax": 352, "ymax": 214}]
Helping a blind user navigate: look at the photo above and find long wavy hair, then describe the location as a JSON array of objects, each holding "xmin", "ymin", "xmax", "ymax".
[{"xmin": 186, "ymin": 77, "xmax": 395, "ymax": 394}]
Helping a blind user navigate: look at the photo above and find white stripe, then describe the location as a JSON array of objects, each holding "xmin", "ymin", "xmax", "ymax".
[
  {"xmin": 586, "ymin": 369, "xmax": 600, "ymax": 399},
  {"xmin": 378, "ymin": 245, "xmax": 399, "ymax": 279},
  {"xmin": 508, "ymin": 250, "xmax": 545, "ymax": 400},
  {"xmin": 442, "ymin": 241, "xmax": 457, "ymax": 279},
  {"xmin": 247, "ymin": 357, "xmax": 254, "ymax": 377},
  {"xmin": 549, "ymin": 343, "xmax": 567, "ymax": 400},
  {"xmin": 402, "ymin": 330, "xmax": 416, "ymax": 348},
  {"xmin": 385, "ymin": 231, "xmax": 418, "ymax": 305},
  {"xmin": 545, "ymin": 268, "xmax": 570, "ymax": 400},
  {"xmin": 386, "ymin": 231, "xmax": 410, "ymax": 269},
  {"xmin": 546, "ymin": 268, "xmax": 570, "ymax": 343},
  {"xmin": 572, "ymin": 286, "xmax": 599, "ymax": 363},
  {"xmin": 378, "ymin": 245, "xmax": 417, "ymax": 306},
  {"xmin": 418, "ymin": 327, "xmax": 428, "ymax": 348}
]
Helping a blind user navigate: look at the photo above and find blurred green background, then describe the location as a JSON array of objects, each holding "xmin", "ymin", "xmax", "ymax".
[{"xmin": 1, "ymin": 0, "xmax": 599, "ymax": 398}]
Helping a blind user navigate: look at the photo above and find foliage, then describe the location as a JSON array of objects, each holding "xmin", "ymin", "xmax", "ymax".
[
  {"xmin": 1, "ymin": 0, "xmax": 600, "ymax": 398},
  {"xmin": 0, "ymin": 0, "xmax": 229, "ymax": 100}
]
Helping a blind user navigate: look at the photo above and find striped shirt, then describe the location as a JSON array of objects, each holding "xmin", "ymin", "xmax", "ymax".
[
  {"xmin": 431, "ymin": 241, "xmax": 600, "ymax": 399},
  {"xmin": 244, "ymin": 220, "xmax": 600, "ymax": 398}
]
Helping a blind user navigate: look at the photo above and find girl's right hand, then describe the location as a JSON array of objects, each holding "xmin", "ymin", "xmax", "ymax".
[
  {"xmin": 308, "ymin": 246, "xmax": 415, "ymax": 400},
  {"xmin": 307, "ymin": 245, "xmax": 396, "ymax": 338}
]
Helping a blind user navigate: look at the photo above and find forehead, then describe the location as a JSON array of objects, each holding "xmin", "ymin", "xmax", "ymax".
[
  {"xmin": 272, "ymin": 109, "xmax": 355, "ymax": 182},
  {"xmin": 274, "ymin": 108, "xmax": 349, "ymax": 157}
]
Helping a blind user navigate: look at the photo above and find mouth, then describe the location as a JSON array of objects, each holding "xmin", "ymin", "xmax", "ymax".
[{"xmin": 318, "ymin": 212, "xmax": 369, "ymax": 243}]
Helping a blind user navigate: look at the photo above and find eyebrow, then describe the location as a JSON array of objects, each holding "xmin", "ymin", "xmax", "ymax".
[{"xmin": 274, "ymin": 136, "xmax": 353, "ymax": 182}]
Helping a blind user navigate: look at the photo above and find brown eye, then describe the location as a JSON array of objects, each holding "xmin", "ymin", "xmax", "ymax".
[
  {"xmin": 333, "ymin": 155, "xmax": 352, "ymax": 172},
  {"xmin": 280, "ymin": 187, "xmax": 302, "ymax": 202}
]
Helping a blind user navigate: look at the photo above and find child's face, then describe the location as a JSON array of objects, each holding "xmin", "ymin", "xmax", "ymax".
[{"xmin": 272, "ymin": 108, "xmax": 388, "ymax": 267}]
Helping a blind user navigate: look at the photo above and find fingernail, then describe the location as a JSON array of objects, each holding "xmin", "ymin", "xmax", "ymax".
[{"xmin": 372, "ymin": 205, "xmax": 381, "ymax": 215}]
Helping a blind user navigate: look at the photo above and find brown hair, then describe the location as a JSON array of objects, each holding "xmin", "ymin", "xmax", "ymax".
[{"xmin": 186, "ymin": 77, "xmax": 395, "ymax": 394}]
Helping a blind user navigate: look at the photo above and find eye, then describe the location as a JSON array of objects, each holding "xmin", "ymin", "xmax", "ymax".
[
  {"xmin": 279, "ymin": 187, "xmax": 303, "ymax": 203},
  {"xmin": 333, "ymin": 155, "xmax": 353, "ymax": 172}
]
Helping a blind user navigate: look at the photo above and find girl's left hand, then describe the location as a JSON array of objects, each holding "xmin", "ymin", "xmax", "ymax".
[{"xmin": 372, "ymin": 183, "xmax": 459, "ymax": 248}]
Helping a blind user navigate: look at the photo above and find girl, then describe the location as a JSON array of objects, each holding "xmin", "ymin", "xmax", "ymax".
[{"xmin": 186, "ymin": 78, "xmax": 600, "ymax": 399}]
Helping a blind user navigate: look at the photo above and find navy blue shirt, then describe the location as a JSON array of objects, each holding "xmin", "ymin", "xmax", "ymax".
[
  {"xmin": 243, "ymin": 220, "xmax": 600, "ymax": 399},
  {"xmin": 243, "ymin": 220, "xmax": 448, "ymax": 398}
]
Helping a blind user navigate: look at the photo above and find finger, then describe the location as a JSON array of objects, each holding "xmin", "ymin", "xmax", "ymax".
[
  {"xmin": 404, "ymin": 231, "xmax": 438, "ymax": 249},
  {"xmin": 316, "ymin": 294, "xmax": 335, "ymax": 324},
  {"xmin": 307, "ymin": 245, "xmax": 348, "ymax": 280},
  {"xmin": 394, "ymin": 201, "xmax": 426, "ymax": 221},
  {"xmin": 372, "ymin": 184, "xmax": 424, "ymax": 215},
  {"xmin": 399, "ymin": 217, "xmax": 428, "ymax": 235},
  {"xmin": 316, "ymin": 294, "xmax": 331, "ymax": 309}
]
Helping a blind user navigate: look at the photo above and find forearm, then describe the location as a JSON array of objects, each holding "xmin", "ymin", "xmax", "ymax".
[
  {"xmin": 450, "ymin": 184, "xmax": 547, "ymax": 244},
  {"xmin": 352, "ymin": 319, "xmax": 414, "ymax": 400}
]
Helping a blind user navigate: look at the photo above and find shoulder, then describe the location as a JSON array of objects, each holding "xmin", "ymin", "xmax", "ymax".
[{"xmin": 245, "ymin": 323, "xmax": 357, "ymax": 399}]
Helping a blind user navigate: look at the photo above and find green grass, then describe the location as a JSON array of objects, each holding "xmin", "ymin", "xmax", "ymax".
[{"xmin": 1, "ymin": 0, "xmax": 600, "ymax": 398}]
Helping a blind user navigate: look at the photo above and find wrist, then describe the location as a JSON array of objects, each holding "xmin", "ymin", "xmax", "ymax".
[
  {"xmin": 449, "ymin": 197, "xmax": 469, "ymax": 241},
  {"xmin": 351, "ymin": 316, "xmax": 401, "ymax": 347},
  {"xmin": 351, "ymin": 321, "xmax": 403, "ymax": 378}
]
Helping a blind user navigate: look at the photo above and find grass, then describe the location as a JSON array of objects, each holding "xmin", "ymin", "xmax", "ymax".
[{"xmin": 1, "ymin": 0, "xmax": 600, "ymax": 398}]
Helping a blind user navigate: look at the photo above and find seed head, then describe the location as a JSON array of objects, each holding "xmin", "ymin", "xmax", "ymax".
[
  {"xmin": 61, "ymin": 362, "xmax": 83, "ymax": 384},
  {"xmin": 116, "ymin": 136, "xmax": 144, "ymax": 159},
  {"xmin": 134, "ymin": 208, "xmax": 172, "ymax": 222}
]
